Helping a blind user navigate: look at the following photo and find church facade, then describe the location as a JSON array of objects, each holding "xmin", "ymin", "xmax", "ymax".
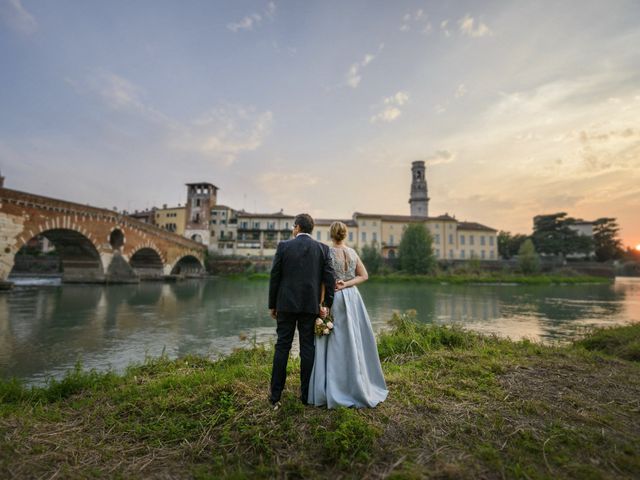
[{"xmin": 205, "ymin": 161, "xmax": 498, "ymax": 260}]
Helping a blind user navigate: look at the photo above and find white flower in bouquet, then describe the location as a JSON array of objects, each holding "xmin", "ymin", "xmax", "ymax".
[
  {"xmin": 316, "ymin": 318, "xmax": 323, "ymax": 325},
  {"xmin": 323, "ymin": 328, "xmax": 330, "ymax": 335}
]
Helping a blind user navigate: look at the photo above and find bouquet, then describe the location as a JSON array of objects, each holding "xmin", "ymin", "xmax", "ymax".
[{"xmin": 314, "ymin": 307, "xmax": 334, "ymax": 337}]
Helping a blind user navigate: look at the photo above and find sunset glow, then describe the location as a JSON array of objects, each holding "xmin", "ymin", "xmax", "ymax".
[
  {"xmin": 0, "ymin": 1, "xmax": 639, "ymax": 243},
  {"xmin": 636, "ymin": 244, "xmax": 640, "ymax": 252}
]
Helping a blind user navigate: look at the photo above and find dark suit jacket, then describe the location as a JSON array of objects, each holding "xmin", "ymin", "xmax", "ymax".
[{"xmin": 269, "ymin": 234, "xmax": 336, "ymax": 314}]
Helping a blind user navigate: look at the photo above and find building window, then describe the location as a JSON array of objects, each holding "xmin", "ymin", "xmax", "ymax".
[
  {"xmin": 481, "ymin": 250, "xmax": 486, "ymax": 259},
  {"xmin": 489, "ymin": 236, "xmax": 494, "ymax": 246},
  {"xmin": 241, "ymin": 221, "xmax": 248, "ymax": 229},
  {"xmin": 316, "ymin": 231, "xmax": 321, "ymax": 241},
  {"xmin": 389, "ymin": 234, "xmax": 394, "ymax": 245},
  {"xmin": 372, "ymin": 232, "xmax": 377, "ymax": 242},
  {"xmin": 362, "ymin": 232, "xmax": 367, "ymax": 243},
  {"xmin": 449, "ymin": 249, "xmax": 454, "ymax": 259},
  {"xmin": 349, "ymin": 232, "xmax": 353, "ymax": 242},
  {"xmin": 211, "ymin": 220, "xmax": 217, "ymax": 225},
  {"xmin": 222, "ymin": 212, "xmax": 226, "ymax": 217},
  {"xmin": 435, "ymin": 234, "xmax": 440, "ymax": 245},
  {"xmin": 448, "ymin": 234, "xmax": 453, "ymax": 244},
  {"xmin": 254, "ymin": 222, "xmax": 260, "ymax": 229},
  {"xmin": 361, "ymin": 221, "xmax": 366, "ymax": 226},
  {"xmin": 436, "ymin": 224, "xmax": 440, "ymax": 229},
  {"xmin": 470, "ymin": 236, "xmax": 475, "ymax": 246},
  {"xmin": 212, "ymin": 211, "xmax": 218, "ymax": 216},
  {"xmin": 490, "ymin": 250, "xmax": 495, "ymax": 259},
  {"xmin": 373, "ymin": 221, "xmax": 377, "ymax": 226},
  {"xmin": 480, "ymin": 236, "xmax": 486, "ymax": 246},
  {"xmin": 460, "ymin": 235, "xmax": 465, "ymax": 245},
  {"xmin": 460, "ymin": 249, "xmax": 465, "ymax": 259},
  {"xmin": 436, "ymin": 249, "xmax": 440, "ymax": 257}
]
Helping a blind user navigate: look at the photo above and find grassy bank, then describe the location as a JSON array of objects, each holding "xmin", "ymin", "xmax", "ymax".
[
  {"xmin": 1, "ymin": 313, "xmax": 639, "ymax": 479},
  {"xmin": 234, "ymin": 272, "xmax": 611, "ymax": 285}
]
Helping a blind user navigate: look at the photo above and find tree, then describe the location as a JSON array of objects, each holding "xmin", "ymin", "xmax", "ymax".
[
  {"xmin": 361, "ymin": 243, "xmax": 382, "ymax": 274},
  {"xmin": 498, "ymin": 231, "xmax": 530, "ymax": 259},
  {"xmin": 398, "ymin": 223, "xmax": 436, "ymax": 274},
  {"xmin": 517, "ymin": 239, "xmax": 539, "ymax": 274},
  {"xmin": 531, "ymin": 212, "xmax": 592, "ymax": 258},
  {"xmin": 593, "ymin": 218, "xmax": 623, "ymax": 262}
]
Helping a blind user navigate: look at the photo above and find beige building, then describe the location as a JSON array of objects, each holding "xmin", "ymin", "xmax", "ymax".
[
  {"xmin": 192, "ymin": 160, "xmax": 497, "ymax": 260},
  {"xmin": 155, "ymin": 205, "xmax": 186, "ymax": 236},
  {"xmin": 210, "ymin": 204, "xmax": 238, "ymax": 255}
]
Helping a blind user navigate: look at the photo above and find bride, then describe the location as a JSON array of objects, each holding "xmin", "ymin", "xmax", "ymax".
[{"xmin": 308, "ymin": 221, "xmax": 388, "ymax": 408}]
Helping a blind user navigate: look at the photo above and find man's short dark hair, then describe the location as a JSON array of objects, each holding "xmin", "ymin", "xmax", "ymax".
[{"xmin": 294, "ymin": 213, "xmax": 314, "ymax": 234}]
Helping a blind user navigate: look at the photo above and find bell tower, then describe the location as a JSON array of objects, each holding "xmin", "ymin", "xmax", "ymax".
[{"xmin": 409, "ymin": 161, "xmax": 429, "ymax": 217}]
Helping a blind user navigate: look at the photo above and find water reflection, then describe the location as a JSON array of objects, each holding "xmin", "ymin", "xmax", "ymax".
[{"xmin": 0, "ymin": 278, "xmax": 638, "ymax": 385}]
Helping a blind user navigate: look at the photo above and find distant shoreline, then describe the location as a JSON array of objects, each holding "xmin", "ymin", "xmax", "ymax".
[{"xmin": 229, "ymin": 272, "xmax": 612, "ymax": 285}]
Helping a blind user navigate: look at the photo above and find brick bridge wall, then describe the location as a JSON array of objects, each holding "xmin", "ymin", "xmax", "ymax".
[{"xmin": 0, "ymin": 188, "xmax": 206, "ymax": 283}]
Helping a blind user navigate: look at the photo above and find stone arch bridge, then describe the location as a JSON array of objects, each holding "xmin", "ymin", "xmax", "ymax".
[{"xmin": 0, "ymin": 187, "xmax": 206, "ymax": 286}]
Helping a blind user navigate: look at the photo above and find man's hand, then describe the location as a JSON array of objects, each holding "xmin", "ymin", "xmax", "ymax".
[
  {"xmin": 319, "ymin": 306, "xmax": 329, "ymax": 319},
  {"xmin": 270, "ymin": 309, "xmax": 277, "ymax": 320}
]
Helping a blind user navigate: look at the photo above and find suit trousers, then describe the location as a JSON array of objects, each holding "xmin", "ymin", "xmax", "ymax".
[{"xmin": 270, "ymin": 311, "xmax": 316, "ymax": 404}]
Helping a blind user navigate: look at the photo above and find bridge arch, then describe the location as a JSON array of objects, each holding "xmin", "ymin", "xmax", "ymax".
[
  {"xmin": 170, "ymin": 254, "xmax": 205, "ymax": 276},
  {"xmin": 129, "ymin": 246, "xmax": 165, "ymax": 280},
  {"xmin": 13, "ymin": 228, "xmax": 104, "ymax": 283}
]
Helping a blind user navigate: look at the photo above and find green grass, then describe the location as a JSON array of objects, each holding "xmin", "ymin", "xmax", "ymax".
[{"xmin": 1, "ymin": 311, "xmax": 639, "ymax": 479}]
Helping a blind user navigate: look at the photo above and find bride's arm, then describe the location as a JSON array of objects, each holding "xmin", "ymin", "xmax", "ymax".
[{"xmin": 338, "ymin": 256, "xmax": 369, "ymax": 289}]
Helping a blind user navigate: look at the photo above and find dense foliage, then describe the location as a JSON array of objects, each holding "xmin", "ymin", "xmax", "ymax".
[
  {"xmin": 497, "ymin": 231, "xmax": 529, "ymax": 259},
  {"xmin": 398, "ymin": 223, "xmax": 436, "ymax": 274},
  {"xmin": 517, "ymin": 238, "xmax": 540, "ymax": 274},
  {"xmin": 592, "ymin": 217, "xmax": 624, "ymax": 261},
  {"xmin": 531, "ymin": 212, "xmax": 593, "ymax": 258},
  {"xmin": 360, "ymin": 243, "xmax": 382, "ymax": 274}
]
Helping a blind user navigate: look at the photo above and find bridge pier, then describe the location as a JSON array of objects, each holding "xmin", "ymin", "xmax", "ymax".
[{"xmin": 103, "ymin": 252, "xmax": 139, "ymax": 284}]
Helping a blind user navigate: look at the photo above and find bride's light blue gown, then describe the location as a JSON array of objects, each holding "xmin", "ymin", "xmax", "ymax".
[{"xmin": 309, "ymin": 246, "xmax": 388, "ymax": 408}]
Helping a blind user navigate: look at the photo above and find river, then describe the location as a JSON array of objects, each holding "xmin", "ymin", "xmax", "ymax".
[{"xmin": 1, "ymin": 277, "xmax": 638, "ymax": 385}]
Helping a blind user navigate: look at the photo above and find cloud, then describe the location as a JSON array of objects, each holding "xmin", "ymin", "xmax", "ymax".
[
  {"xmin": 227, "ymin": 13, "xmax": 262, "ymax": 32},
  {"xmin": 371, "ymin": 91, "xmax": 409, "ymax": 123},
  {"xmin": 227, "ymin": 3, "xmax": 277, "ymax": 32},
  {"xmin": 72, "ymin": 70, "xmax": 273, "ymax": 166},
  {"xmin": 425, "ymin": 149, "xmax": 456, "ymax": 166},
  {"xmin": 400, "ymin": 8, "xmax": 429, "ymax": 33},
  {"xmin": 440, "ymin": 20, "xmax": 451, "ymax": 37},
  {"xmin": 346, "ymin": 52, "xmax": 377, "ymax": 88},
  {"xmin": 458, "ymin": 14, "xmax": 492, "ymax": 38},
  {"xmin": 90, "ymin": 71, "xmax": 146, "ymax": 112},
  {"xmin": 0, "ymin": 0, "xmax": 37, "ymax": 34},
  {"xmin": 455, "ymin": 84, "xmax": 467, "ymax": 99},
  {"xmin": 172, "ymin": 107, "xmax": 273, "ymax": 165}
]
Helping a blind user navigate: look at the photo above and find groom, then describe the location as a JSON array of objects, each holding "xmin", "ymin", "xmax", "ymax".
[{"xmin": 268, "ymin": 213, "xmax": 335, "ymax": 406}]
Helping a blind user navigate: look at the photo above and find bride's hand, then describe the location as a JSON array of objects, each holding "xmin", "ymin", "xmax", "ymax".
[{"xmin": 335, "ymin": 280, "xmax": 346, "ymax": 291}]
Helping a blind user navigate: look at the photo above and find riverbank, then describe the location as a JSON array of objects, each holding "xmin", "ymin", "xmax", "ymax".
[
  {"xmin": 236, "ymin": 272, "xmax": 611, "ymax": 285},
  {"xmin": 1, "ymin": 312, "xmax": 639, "ymax": 479}
]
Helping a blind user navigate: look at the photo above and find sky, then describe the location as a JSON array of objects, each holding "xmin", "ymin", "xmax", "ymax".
[{"xmin": 1, "ymin": 0, "xmax": 639, "ymax": 247}]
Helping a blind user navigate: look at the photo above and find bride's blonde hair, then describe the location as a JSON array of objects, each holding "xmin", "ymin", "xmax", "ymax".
[{"xmin": 330, "ymin": 221, "xmax": 347, "ymax": 242}]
